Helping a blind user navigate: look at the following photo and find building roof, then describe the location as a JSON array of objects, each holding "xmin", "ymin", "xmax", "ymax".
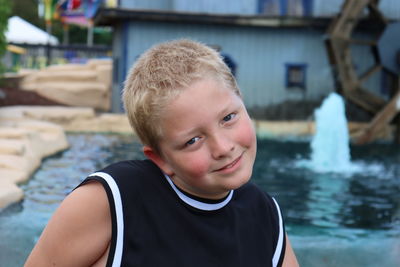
[{"xmin": 93, "ymin": 7, "xmax": 332, "ymax": 29}]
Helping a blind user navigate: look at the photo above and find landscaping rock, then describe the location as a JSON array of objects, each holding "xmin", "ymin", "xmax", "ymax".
[{"xmin": 18, "ymin": 59, "xmax": 112, "ymax": 111}]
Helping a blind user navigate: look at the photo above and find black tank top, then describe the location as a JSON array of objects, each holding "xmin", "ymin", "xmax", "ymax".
[{"xmin": 81, "ymin": 160, "xmax": 286, "ymax": 267}]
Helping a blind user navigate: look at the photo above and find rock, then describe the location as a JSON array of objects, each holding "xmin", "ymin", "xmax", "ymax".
[
  {"xmin": 17, "ymin": 69, "xmax": 39, "ymax": 91},
  {"xmin": 95, "ymin": 64, "xmax": 112, "ymax": 87},
  {"xmin": 0, "ymin": 154, "xmax": 41, "ymax": 175},
  {"xmin": 18, "ymin": 60, "xmax": 112, "ymax": 111},
  {"xmin": 0, "ymin": 105, "xmax": 95, "ymax": 123},
  {"xmin": 0, "ymin": 105, "xmax": 27, "ymax": 118},
  {"xmin": 63, "ymin": 113, "xmax": 132, "ymax": 133},
  {"xmin": 46, "ymin": 64, "xmax": 91, "ymax": 72},
  {"xmin": 255, "ymin": 120, "xmax": 315, "ymax": 139},
  {"xmin": 0, "ymin": 139, "xmax": 25, "ymax": 155},
  {"xmin": 35, "ymin": 70, "xmax": 99, "ymax": 82},
  {"xmin": 0, "ymin": 179, "xmax": 23, "ymax": 209},
  {"xmin": 0, "ymin": 106, "xmax": 71, "ymax": 210},
  {"xmin": 87, "ymin": 58, "xmax": 112, "ymax": 69},
  {"xmin": 0, "ymin": 128, "xmax": 36, "ymax": 143},
  {"xmin": 0, "ymin": 169, "xmax": 29, "ymax": 184},
  {"xmin": 0, "ymin": 106, "xmax": 131, "ymax": 134},
  {"xmin": 14, "ymin": 120, "xmax": 69, "ymax": 158},
  {"xmin": 36, "ymin": 82, "xmax": 110, "ymax": 110}
]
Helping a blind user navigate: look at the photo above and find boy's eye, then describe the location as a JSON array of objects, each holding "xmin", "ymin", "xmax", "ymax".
[
  {"xmin": 223, "ymin": 113, "xmax": 236, "ymax": 122},
  {"xmin": 186, "ymin": 137, "xmax": 200, "ymax": 146}
]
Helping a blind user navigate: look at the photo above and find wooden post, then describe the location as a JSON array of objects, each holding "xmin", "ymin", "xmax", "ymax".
[
  {"xmin": 45, "ymin": 20, "xmax": 52, "ymax": 66},
  {"xmin": 63, "ymin": 23, "xmax": 69, "ymax": 45},
  {"xmin": 355, "ymin": 79, "xmax": 400, "ymax": 144},
  {"xmin": 87, "ymin": 19, "xmax": 94, "ymax": 47}
]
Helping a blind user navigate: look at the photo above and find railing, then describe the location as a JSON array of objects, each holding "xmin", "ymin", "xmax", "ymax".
[{"xmin": 3, "ymin": 43, "xmax": 112, "ymax": 72}]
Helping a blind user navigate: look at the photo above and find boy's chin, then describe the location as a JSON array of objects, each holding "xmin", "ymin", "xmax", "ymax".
[{"xmin": 226, "ymin": 174, "xmax": 252, "ymax": 190}]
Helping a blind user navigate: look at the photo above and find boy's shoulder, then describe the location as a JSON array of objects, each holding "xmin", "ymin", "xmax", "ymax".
[
  {"xmin": 83, "ymin": 159, "xmax": 165, "ymax": 198},
  {"xmin": 100, "ymin": 159, "xmax": 159, "ymax": 177},
  {"xmin": 235, "ymin": 181, "xmax": 279, "ymax": 212},
  {"xmin": 237, "ymin": 181, "xmax": 273, "ymax": 199},
  {"xmin": 89, "ymin": 159, "xmax": 163, "ymax": 189}
]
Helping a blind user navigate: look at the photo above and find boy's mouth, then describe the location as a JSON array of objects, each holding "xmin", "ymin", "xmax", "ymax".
[{"xmin": 214, "ymin": 153, "xmax": 243, "ymax": 172}]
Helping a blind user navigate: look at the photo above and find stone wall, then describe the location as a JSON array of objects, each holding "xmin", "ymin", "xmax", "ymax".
[
  {"xmin": 0, "ymin": 105, "xmax": 132, "ymax": 210},
  {"xmin": 0, "ymin": 110, "xmax": 69, "ymax": 209},
  {"xmin": 18, "ymin": 59, "xmax": 112, "ymax": 111}
]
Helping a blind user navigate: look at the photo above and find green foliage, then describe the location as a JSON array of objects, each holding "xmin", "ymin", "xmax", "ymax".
[
  {"xmin": 0, "ymin": 0, "xmax": 11, "ymax": 75},
  {"xmin": 12, "ymin": 0, "xmax": 44, "ymax": 29},
  {"xmin": 66, "ymin": 25, "xmax": 112, "ymax": 45},
  {"xmin": 10, "ymin": 0, "xmax": 111, "ymax": 46}
]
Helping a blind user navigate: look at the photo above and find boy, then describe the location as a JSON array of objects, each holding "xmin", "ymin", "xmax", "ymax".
[{"xmin": 25, "ymin": 39, "xmax": 298, "ymax": 267}]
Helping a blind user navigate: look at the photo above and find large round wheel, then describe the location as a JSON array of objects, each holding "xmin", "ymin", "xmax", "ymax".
[{"xmin": 325, "ymin": 0, "xmax": 400, "ymax": 143}]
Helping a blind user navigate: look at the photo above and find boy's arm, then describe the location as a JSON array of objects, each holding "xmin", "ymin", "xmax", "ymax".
[
  {"xmin": 282, "ymin": 234, "xmax": 299, "ymax": 267},
  {"xmin": 24, "ymin": 181, "xmax": 112, "ymax": 267}
]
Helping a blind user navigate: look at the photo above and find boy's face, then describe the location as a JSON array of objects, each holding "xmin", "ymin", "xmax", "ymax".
[{"xmin": 144, "ymin": 77, "xmax": 257, "ymax": 199}]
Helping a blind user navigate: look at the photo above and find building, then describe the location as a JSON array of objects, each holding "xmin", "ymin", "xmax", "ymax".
[{"xmin": 94, "ymin": 0, "xmax": 400, "ymax": 120}]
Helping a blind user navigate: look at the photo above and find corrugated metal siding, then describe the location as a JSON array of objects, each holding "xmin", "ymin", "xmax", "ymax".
[
  {"xmin": 313, "ymin": 0, "xmax": 343, "ymax": 17},
  {"xmin": 119, "ymin": 0, "xmax": 257, "ymax": 13},
  {"xmin": 119, "ymin": 0, "xmax": 400, "ymax": 19},
  {"xmin": 380, "ymin": 0, "xmax": 400, "ymax": 20},
  {"xmin": 120, "ymin": 21, "xmax": 334, "ymax": 109},
  {"xmin": 173, "ymin": 0, "xmax": 257, "ymax": 15},
  {"xmin": 119, "ymin": 0, "xmax": 172, "ymax": 10}
]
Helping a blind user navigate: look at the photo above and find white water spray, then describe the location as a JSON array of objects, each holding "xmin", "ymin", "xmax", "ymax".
[{"xmin": 310, "ymin": 92, "xmax": 352, "ymax": 172}]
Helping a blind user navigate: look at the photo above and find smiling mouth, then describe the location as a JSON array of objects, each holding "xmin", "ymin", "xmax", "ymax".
[{"xmin": 215, "ymin": 154, "xmax": 243, "ymax": 172}]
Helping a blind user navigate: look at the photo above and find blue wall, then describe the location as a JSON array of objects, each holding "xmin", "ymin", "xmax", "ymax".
[
  {"xmin": 112, "ymin": 20, "xmax": 338, "ymax": 112},
  {"xmin": 118, "ymin": 0, "xmax": 400, "ymax": 19}
]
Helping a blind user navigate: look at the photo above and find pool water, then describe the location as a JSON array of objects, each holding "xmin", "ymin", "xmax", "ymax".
[{"xmin": 0, "ymin": 133, "xmax": 399, "ymax": 266}]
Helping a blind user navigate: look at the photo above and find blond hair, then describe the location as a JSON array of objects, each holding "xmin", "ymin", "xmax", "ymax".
[{"xmin": 122, "ymin": 39, "xmax": 240, "ymax": 154}]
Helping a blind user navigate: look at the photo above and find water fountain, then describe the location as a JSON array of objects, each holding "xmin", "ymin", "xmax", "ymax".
[{"xmin": 310, "ymin": 92, "xmax": 351, "ymax": 172}]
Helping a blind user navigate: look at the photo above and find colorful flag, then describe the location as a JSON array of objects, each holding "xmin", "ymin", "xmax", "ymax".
[
  {"xmin": 57, "ymin": 0, "xmax": 81, "ymax": 11},
  {"xmin": 68, "ymin": 0, "xmax": 81, "ymax": 10},
  {"xmin": 83, "ymin": 0, "xmax": 103, "ymax": 19}
]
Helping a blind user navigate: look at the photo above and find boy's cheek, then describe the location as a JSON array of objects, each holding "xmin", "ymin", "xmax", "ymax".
[
  {"xmin": 238, "ymin": 120, "xmax": 257, "ymax": 147},
  {"xmin": 181, "ymin": 157, "xmax": 210, "ymax": 177}
]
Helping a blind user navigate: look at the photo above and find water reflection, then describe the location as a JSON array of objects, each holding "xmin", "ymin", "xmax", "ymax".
[{"xmin": 341, "ymin": 178, "xmax": 399, "ymax": 230}]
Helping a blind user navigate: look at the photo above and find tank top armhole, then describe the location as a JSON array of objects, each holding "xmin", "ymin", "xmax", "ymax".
[
  {"xmin": 272, "ymin": 197, "xmax": 286, "ymax": 267},
  {"xmin": 78, "ymin": 172, "xmax": 124, "ymax": 267}
]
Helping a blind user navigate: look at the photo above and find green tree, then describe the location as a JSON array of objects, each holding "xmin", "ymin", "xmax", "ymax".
[
  {"xmin": 0, "ymin": 0, "xmax": 11, "ymax": 75},
  {"xmin": 11, "ymin": 0, "xmax": 44, "ymax": 29}
]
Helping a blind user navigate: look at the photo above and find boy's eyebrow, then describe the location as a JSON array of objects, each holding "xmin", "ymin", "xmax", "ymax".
[
  {"xmin": 171, "ymin": 95, "xmax": 242, "ymax": 141},
  {"xmin": 218, "ymin": 96, "xmax": 241, "ymax": 117}
]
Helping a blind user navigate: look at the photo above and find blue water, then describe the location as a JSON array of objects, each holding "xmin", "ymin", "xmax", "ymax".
[{"xmin": 0, "ymin": 133, "xmax": 399, "ymax": 266}]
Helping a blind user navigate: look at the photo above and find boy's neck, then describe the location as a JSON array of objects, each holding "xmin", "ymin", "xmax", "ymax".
[
  {"xmin": 163, "ymin": 174, "xmax": 234, "ymax": 211},
  {"xmin": 173, "ymin": 183, "xmax": 231, "ymax": 204}
]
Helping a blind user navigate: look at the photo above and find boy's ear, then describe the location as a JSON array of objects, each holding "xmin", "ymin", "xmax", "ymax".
[{"xmin": 143, "ymin": 146, "xmax": 174, "ymax": 176}]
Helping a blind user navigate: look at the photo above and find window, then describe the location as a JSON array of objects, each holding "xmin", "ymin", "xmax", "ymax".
[{"xmin": 285, "ymin": 63, "xmax": 307, "ymax": 90}]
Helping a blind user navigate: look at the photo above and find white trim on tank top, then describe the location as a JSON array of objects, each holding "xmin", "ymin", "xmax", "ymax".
[
  {"xmin": 164, "ymin": 174, "xmax": 234, "ymax": 211},
  {"xmin": 89, "ymin": 172, "xmax": 124, "ymax": 267}
]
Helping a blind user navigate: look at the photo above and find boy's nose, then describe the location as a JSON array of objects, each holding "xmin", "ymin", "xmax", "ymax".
[{"xmin": 210, "ymin": 133, "xmax": 234, "ymax": 159}]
